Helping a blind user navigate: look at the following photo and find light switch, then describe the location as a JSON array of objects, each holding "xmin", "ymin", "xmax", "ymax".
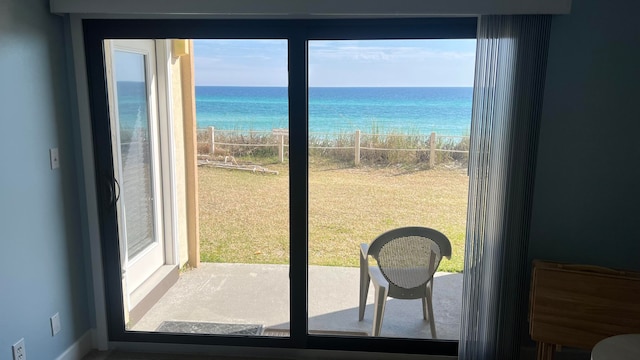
[
  {"xmin": 51, "ymin": 312, "xmax": 61, "ymax": 336},
  {"xmin": 50, "ymin": 148, "xmax": 59, "ymax": 169}
]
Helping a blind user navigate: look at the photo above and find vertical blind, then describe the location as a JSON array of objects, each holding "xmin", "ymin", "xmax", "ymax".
[{"xmin": 459, "ymin": 15, "xmax": 551, "ymax": 360}]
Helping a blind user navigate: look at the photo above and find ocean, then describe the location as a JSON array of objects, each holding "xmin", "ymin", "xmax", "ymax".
[{"xmin": 195, "ymin": 86, "xmax": 472, "ymax": 136}]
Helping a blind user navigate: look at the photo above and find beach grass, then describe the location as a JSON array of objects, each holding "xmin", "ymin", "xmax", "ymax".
[
  {"xmin": 198, "ymin": 128, "xmax": 470, "ymax": 169},
  {"xmin": 198, "ymin": 159, "xmax": 468, "ymax": 272}
]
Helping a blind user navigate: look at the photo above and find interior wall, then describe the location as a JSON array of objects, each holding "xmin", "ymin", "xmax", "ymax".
[
  {"xmin": 0, "ymin": 0, "xmax": 91, "ymax": 358},
  {"xmin": 528, "ymin": 0, "xmax": 640, "ymax": 271},
  {"xmin": 8, "ymin": 0, "xmax": 635, "ymax": 356}
]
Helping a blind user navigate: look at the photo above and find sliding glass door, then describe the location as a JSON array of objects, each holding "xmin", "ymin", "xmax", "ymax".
[{"xmin": 84, "ymin": 18, "xmax": 476, "ymax": 356}]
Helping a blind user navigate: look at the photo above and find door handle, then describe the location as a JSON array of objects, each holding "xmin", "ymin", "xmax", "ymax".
[
  {"xmin": 113, "ymin": 177, "xmax": 121, "ymax": 203},
  {"xmin": 103, "ymin": 175, "xmax": 119, "ymax": 207}
]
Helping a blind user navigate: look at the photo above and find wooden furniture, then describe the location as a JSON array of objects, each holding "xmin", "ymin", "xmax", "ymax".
[{"xmin": 529, "ymin": 260, "xmax": 640, "ymax": 360}]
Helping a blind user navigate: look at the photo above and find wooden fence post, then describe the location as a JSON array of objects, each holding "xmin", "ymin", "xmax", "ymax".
[
  {"xmin": 429, "ymin": 132, "xmax": 436, "ymax": 167},
  {"xmin": 208, "ymin": 126, "xmax": 215, "ymax": 155},
  {"xmin": 278, "ymin": 134, "xmax": 285, "ymax": 163},
  {"xmin": 355, "ymin": 130, "xmax": 361, "ymax": 165},
  {"xmin": 273, "ymin": 128, "xmax": 288, "ymax": 163}
]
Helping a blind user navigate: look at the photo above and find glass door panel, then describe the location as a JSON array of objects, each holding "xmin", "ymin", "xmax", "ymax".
[
  {"xmin": 307, "ymin": 39, "xmax": 475, "ymax": 339},
  {"xmin": 105, "ymin": 40, "xmax": 166, "ymax": 314},
  {"xmin": 111, "ymin": 39, "xmax": 291, "ymax": 337},
  {"xmin": 115, "ymin": 51, "xmax": 158, "ymax": 261}
]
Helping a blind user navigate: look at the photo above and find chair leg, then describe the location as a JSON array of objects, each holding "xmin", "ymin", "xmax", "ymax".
[
  {"xmin": 426, "ymin": 283, "xmax": 437, "ymax": 339},
  {"xmin": 359, "ymin": 254, "xmax": 370, "ymax": 321},
  {"xmin": 372, "ymin": 283, "xmax": 388, "ymax": 336},
  {"xmin": 422, "ymin": 281, "xmax": 432, "ymax": 320},
  {"xmin": 422, "ymin": 297, "xmax": 428, "ymax": 320},
  {"xmin": 536, "ymin": 342, "xmax": 555, "ymax": 360}
]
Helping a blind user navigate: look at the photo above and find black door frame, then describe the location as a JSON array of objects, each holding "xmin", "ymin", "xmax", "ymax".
[{"xmin": 84, "ymin": 17, "xmax": 476, "ymax": 356}]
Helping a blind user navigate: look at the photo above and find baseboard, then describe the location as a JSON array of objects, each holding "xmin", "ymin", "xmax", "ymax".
[{"xmin": 55, "ymin": 329, "xmax": 95, "ymax": 360}]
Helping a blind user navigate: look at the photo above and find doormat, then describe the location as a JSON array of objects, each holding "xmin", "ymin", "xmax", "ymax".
[
  {"xmin": 156, "ymin": 321, "xmax": 264, "ymax": 336},
  {"xmin": 262, "ymin": 328, "xmax": 369, "ymax": 337}
]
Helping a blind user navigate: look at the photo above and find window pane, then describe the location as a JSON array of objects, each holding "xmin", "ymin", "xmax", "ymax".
[
  {"xmin": 114, "ymin": 50, "xmax": 157, "ymax": 260},
  {"xmin": 110, "ymin": 39, "xmax": 291, "ymax": 337},
  {"xmin": 307, "ymin": 39, "xmax": 475, "ymax": 339}
]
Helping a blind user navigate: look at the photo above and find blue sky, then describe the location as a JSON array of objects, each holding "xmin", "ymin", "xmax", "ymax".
[{"xmin": 193, "ymin": 39, "xmax": 476, "ymax": 87}]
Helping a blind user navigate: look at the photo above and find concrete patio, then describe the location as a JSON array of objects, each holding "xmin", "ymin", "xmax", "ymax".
[{"xmin": 132, "ymin": 263, "xmax": 462, "ymax": 340}]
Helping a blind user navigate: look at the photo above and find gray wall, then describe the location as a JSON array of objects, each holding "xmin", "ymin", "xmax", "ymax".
[
  {"xmin": 522, "ymin": 3, "xmax": 640, "ymax": 358},
  {"xmin": 0, "ymin": 0, "xmax": 91, "ymax": 358},
  {"xmin": 529, "ymin": 0, "xmax": 640, "ymax": 270}
]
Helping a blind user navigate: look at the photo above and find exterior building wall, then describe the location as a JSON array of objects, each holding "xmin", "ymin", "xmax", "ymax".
[{"xmin": 170, "ymin": 45, "xmax": 190, "ymax": 268}]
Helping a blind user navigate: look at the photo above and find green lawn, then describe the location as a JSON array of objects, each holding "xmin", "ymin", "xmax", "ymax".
[{"xmin": 198, "ymin": 161, "xmax": 468, "ymax": 272}]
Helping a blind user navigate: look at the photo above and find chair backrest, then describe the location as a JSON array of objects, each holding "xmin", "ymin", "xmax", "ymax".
[{"xmin": 368, "ymin": 227, "xmax": 452, "ymax": 296}]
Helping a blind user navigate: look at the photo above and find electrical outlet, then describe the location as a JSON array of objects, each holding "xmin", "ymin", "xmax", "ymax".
[
  {"xmin": 50, "ymin": 312, "xmax": 61, "ymax": 336},
  {"xmin": 50, "ymin": 148, "xmax": 59, "ymax": 169},
  {"xmin": 12, "ymin": 338, "xmax": 25, "ymax": 360}
]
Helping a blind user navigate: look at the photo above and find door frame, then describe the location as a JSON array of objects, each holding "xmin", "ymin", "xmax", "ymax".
[
  {"xmin": 82, "ymin": 17, "xmax": 476, "ymax": 356},
  {"xmin": 102, "ymin": 37, "xmax": 181, "ymax": 325}
]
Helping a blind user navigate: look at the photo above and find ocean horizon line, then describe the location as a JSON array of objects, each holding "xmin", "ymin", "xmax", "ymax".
[
  {"xmin": 117, "ymin": 80, "xmax": 474, "ymax": 89},
  {"xmin": 195, "ymin": 85, "xmax": 473, "ymax": 89}
]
